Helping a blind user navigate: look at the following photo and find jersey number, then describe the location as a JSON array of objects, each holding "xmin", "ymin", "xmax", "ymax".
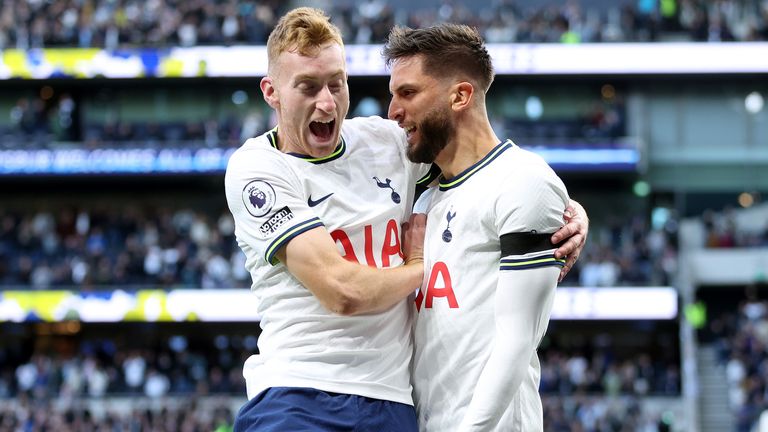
[
  {"xmin": 330, "ymin": 219, "xmax": 403, "ymax": 267},
  {"xmin": 415, "ymin": 261, "xmax": 459, "ymax": 311}
]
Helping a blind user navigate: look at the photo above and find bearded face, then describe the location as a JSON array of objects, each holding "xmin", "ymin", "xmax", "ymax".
[{"xmin": 406, "ymin": 105, "xmax": 454, "ymax": 164}]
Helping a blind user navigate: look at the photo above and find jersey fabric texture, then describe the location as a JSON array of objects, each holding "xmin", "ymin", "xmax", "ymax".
[
  {"xmin": 411, "ymin": 140, "xmax": 569, "ymax": 431},
  {"xmin": 224, "ymin": 116, "xmax": 433, "ymax": 406},
  {"xmin": 233, "ymin": 387, "xmax": 417, "ymax": 432}
]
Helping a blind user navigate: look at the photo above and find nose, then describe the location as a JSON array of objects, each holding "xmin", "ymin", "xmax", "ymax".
[
  {"xmin": 388, "ymin": 98, "xmax": 402, "ymax": 122},
  {"xmin": 316, "ymin": 86, "xmax": 336, "ymax": 113}
]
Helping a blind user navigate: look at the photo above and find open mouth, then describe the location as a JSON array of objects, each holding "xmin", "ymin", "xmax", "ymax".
[
  {"xmin": 403, "ymin": 125, "xmax": 416, "ymax": 140},
  {"xmin": 309, "ymin": 119, "xmax": 336, "ymax": 142}
]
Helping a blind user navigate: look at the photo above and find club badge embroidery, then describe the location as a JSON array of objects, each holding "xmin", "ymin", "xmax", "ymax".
[
  {"xmin": 373, "ymin": 176, "xmax": 401, "ymax": 204},
  {"xmin": 442, "ymin": 209, "xmax": 456, "ymax": 243}
]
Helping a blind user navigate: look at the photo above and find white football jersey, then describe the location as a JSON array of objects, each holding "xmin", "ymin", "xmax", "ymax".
[
  {"xmin": 412, "ymin": 140, "xmax": 569, "ymax": 430},
  {"xmin": 225, "ymin": 116, "xmax": 435, "ymax": 405}
]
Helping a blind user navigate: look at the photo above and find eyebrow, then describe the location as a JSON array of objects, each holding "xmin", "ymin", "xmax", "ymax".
[
  {"xmin": 390, "ymin": 82, "xmax": 417, "ymax": 94},
  {"xmin": 294, "ymin": 70, "xmax": 346, "ymax": 82}
]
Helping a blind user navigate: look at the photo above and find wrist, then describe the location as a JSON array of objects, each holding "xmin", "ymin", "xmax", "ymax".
[{"xmin": 405, "ymin": 256, "xmax": 423, "ymax": 266}]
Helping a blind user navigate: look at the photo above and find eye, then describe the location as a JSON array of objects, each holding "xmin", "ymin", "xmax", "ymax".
[
  {"xmin": 329, "ymin": 81, "xmax": 344, "ymax": 92},
  {"xmin": 297, "ymin": 82, "xmax": 317, "ymax": 93}
]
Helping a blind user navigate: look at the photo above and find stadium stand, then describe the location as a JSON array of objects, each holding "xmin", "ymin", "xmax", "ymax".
[
  {"xmin": 0, "ymin": 0, "xmax": 766, "ymax": 49},
  {"xmin": 0, "ymin": 323, "xmax": 681, "ymax": 430},
  {"xmin": 3, "ymin": 0, "xmax": 768, "ymax": 431},
  {"xmin": 0, "ymin": 206, "xmax": 248, "ymax": 290},
  {"xmin": 0, "ymin": 204, "xmax": 681, "ymax": 290}
]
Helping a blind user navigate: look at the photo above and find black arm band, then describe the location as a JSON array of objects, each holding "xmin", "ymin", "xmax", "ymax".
[{"xmin": 500, "ymin": 232, "xmax": 563, "ymax": 256}]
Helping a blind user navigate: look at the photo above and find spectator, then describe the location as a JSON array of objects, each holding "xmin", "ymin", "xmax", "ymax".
[{"xmin": 1, "ymin": 0, "xmax": 766, "ymax": 49}]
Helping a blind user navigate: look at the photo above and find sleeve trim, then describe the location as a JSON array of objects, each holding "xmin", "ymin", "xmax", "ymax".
[
  {"xmin": 500, "ymin": 253, "xmax": 566, "ymax": 271},
  {"xmin": 265, "ymin": 218, "xmax": 324, "ymax": 265}
]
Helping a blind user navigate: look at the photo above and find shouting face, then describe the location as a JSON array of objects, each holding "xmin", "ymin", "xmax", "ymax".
[{"xmin": 261, "ymin": 42, "xmax": 350, "ymax": 158}]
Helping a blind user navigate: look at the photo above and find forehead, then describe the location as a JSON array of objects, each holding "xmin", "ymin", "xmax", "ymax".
[
  {"xmin": 275, "ymin": 42, "xmax": 346, "ymax": 80},
  {"xmin": 388, "ymin": 55, "xmax": 432, "ymax": 90}
]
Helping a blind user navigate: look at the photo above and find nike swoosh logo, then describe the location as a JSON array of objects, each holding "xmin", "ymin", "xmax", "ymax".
[{"xmin": 307, "ymin": 193, "xmax": 334, "ymax": 207}]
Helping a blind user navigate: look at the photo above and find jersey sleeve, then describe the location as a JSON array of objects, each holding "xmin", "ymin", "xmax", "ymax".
[
  {"xmin": 225, "ymin": 146, "xmax": 323, "ymax": 265},
  {"xmin": 458, "ymin": 158, "xmax": 568, "ymax": 430},
  {"xmin": 458, "ymin": 266, "xmax": 559, "ymax": 431},
  {"xmin": 495, "ymin": 160, "xmax": 569, "ymax": 269}
]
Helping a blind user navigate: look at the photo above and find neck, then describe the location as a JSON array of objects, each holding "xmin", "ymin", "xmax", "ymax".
[
  {"xmin": 274, "ymin": 127, "xmax": 292, "ymax": 153},
  {"xmin": 435, "ymin": 111, "xmax": 500, "ymax": 179}
]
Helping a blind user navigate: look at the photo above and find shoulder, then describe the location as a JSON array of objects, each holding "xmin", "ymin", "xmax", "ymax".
[
  {"xmin": 343, "ymin": 116, "xmax": 404, "ymax": 141},
  {"xmin": 506, "ymin": 143, "xmax": 552, "ymax": 172},
  {"xmin": 492, "ymin": 143, "xmax": 568, "ymax": 223},
  {"xmin": 502, "ymin": 143, "xmax": 564, "ymax": 190},
  {"xmin": 497, "ymin": 145, "xmax": 569, "ymax": 214},
  {"xmin": 413, "ymin": 187, "xmax": 436, "ymax": 214},
  {"xmin": 226, "ymin": 134, "xmax": 288, "ymax": 180}
]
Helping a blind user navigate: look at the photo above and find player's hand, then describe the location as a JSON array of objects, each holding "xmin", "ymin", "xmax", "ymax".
[
  {"xmin": 402, "ymin": 213, "xmax": 427, "ymax": 265},
  {"xmin": 551, "ymin": 199, "xmax": 589, "ymax": 282}
]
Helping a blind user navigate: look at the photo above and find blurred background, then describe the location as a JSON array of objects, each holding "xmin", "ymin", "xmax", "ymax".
[{"xmin": 0, "ymin": 0, "xmax": 767, "ymax": 431}]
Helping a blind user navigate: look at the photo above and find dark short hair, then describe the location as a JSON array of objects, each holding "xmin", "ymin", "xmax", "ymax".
[{"xmin": 383, "ymin": 24, "xmax": 494, "ymax": 92}]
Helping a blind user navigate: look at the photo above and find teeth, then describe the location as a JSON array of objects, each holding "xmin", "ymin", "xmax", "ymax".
[
  {"xmin": 314, "ymin": 119, "xmax": 334, "ymax": 124},
  {"xmin": 404, "ymin": 126, "xmax": 415, "ymax": 133}
]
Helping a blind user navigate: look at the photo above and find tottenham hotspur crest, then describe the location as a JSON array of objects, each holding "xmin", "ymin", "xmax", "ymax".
[
  {"xmin": 242, "ymin": 180, "xmax": 276, "ymax": 217},
  {"xmin": 442, "ymin": 208, "xmax": 456, "ymax": 242},
  {"xmin": 373, "ymin": 176, "xmax": 401, "ymax": 203}
]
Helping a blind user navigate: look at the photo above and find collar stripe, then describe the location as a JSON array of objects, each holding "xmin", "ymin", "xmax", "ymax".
[
  {"xmin": 417, "ymin": 164, "xmax": 441, "ymax": 185},
  {"xmin": 439, "ymin": 140, "xmax": 513, "ymax": 191},
  {"xmin": 292, "ymin": 137, "xmax": 346, "ymax": 164},
  {"xmin": 268, "ymin": 127, "xmax": 346, "ymax": 164},
  {"xmin": 267, "ymin": 128, "xmax": 279, "ymax": 149}
]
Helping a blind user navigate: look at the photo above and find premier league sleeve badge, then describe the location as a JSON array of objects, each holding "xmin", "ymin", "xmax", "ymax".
[{"xmin": 242, "ymin": 180, "xmax": 277, "ymax": 218}]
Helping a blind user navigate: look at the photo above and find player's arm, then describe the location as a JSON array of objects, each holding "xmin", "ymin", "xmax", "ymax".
[
  {"xmin": 551, "ymin": 199, "xmax": 589, "ymax": 282},
  {"xmin": 226, "ymin": 148, "xmax": 426, "ymax": 317},
  {"xmin": 457, "ymin": 237, "xmax": 561, "ymax": 431},
  {"xmin": 276, "ymin": 213, "xmax": 426, "ymax": 316}
]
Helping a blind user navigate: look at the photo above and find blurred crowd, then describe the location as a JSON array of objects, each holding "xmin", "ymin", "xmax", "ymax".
[
  {"xmin": 1, "ymin": 335, "xmax": 249, "ymax": 399},
  {"xmin": 711, "ymin": 293, "xmax": 768, "ymax": 432},
  {"xmin": 3, "ymin": 95, "xmax": 269, "ymax": 150},
  {"xmin": 0, "ymin": 205, "xmax": 682, "ymax": 289},
  {"xmin": 0, "ymin": 396, "xmax": 235, "ymax": 432},
  {"xmin": 542, "ymin": 395, "xmax": 674, "ymax": 432},
  {"xmin": 0, "ymin": 0, "xmax": 766, "ymax": 50},
  {"xmin": 80, "ymin": 117, "xmax": 257, "ymax": 150},
  {"xmin": 3, "ymin": 91, "xmax": 624, "ymax": 151},
  {"xmin": 539, "ymin": 349, "xmax": 680, "ymax": 397},
  {"xmin": 565, "ymin": 213, "xmax": 679, "ymax": 287},
  {"xmin": 0, "ymin": 337, "xmax": 679, "ymax": 401},
  {"xmin": 701, "ymin": 206, "xmax": 768, "ymax": 248},
  {"xmin": 0, "ymin": 395, "xmax": 673, "ymax": 432},
  {"xmin": 0, "ymin": 331, "xmax": 679, "ymax": 431},
  {"xmin": 0, "ymin": 207, "xmax": 251, "ymax": 290},
  {"xmin": 0, "ymin": 392, "xmax": 673, "ymax": 432}
]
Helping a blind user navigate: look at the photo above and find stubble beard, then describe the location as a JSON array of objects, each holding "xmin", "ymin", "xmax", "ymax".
[{"xmin": 406, "ymin": 106, "xmax": 454, "ymax": 164}]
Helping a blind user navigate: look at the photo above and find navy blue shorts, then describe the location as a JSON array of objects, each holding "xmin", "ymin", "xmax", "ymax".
[{"xmin": 233, "ymin": 387, "xmax": 417, "ymax": 432}]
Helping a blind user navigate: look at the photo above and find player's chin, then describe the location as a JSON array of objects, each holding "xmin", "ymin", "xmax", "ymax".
[
  {"xmin": 406, "ymin": 139, "xmax": 427, "ymax": 162},
  {"xmin": 306, "ymin": 132, "xmax": 339, "ymax": 157}
]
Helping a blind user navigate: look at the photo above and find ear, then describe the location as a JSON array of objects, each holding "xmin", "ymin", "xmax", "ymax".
[
  {"xmin": 260, "ymin": 76, "xmax": 279, "ymax": 109},
  {"xmin": 449, "ymin": 82, "xmax": 474, "ymax": 112}
]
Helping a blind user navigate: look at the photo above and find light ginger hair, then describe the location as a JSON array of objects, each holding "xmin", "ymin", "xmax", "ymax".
[{"xmin": 266, "ymin": 7, "xmax": 345, "ymax": 74}]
